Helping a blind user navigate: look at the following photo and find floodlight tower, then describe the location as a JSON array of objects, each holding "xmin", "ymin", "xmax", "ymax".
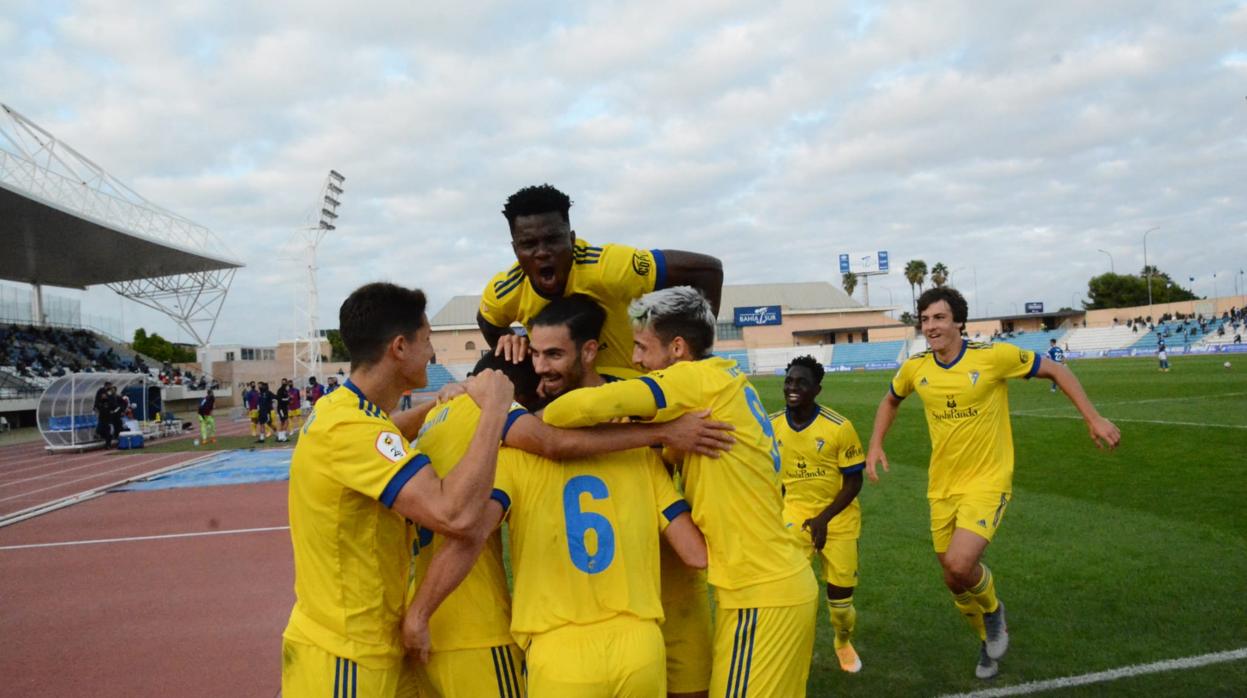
[{"xmin": 293, "ymin": 170, "xmax": 345, "ymax": 386}]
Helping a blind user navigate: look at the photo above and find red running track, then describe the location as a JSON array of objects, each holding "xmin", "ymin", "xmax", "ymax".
[
  {"xmin": 0, "ymin": 420, "xmax": 252, "ymax": 519},
  {"xmin": 0, "ymin": 481, "xmax": 292, "ymax": 697}
]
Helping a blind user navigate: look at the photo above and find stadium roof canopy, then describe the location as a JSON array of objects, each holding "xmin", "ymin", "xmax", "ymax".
[
  {"xmin": 0, "ymin": 103, "xmax": 243, "ymax": 344},
  {"xmin": 430, "ymin": 281, "xmax": 871, "ymax": 329}
]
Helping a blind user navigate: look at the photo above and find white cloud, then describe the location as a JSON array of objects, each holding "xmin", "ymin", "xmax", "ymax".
[{"xmin": 1, "ymin": 1, "xmax": 1243, "ymax": 346}]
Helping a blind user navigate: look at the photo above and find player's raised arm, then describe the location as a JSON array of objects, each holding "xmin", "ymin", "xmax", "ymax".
[
  {"xmin": 865, "ymin": 390, "xmax": 902, "ymax": 482},
  {"xmin": 1033, "ymin": 360, "xmax": 1121, "ymax": 450},
  {"xmin": 659, "ymin": 250, "xmax": 724, "ymax": 315},
  {"xmin": 391, "ymin": 370, "xmax": 514, "ymax": 536}
]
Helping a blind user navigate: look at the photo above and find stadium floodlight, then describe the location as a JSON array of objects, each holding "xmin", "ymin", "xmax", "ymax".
[
  {"xmin": 293, "ymin": 170, "xmax": 345, "ymax": 387},
  {"xmin": 1142, "ymin": 227, "xmax": 1159, "ymax": 315},
  {"xmin": 1097, "ymin": 249, "xmax": 1115, "ymax": 274}
]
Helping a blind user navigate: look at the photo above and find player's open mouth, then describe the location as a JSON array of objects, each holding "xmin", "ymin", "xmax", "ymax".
[{"xmin": 538, "ymin": 267, "xmax": 556, "ymax": 283}]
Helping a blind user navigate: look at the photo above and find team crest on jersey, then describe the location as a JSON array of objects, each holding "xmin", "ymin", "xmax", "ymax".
[
  {"xmin": 631, "ymin": 251, "xmax": 651, "ymax": 276},
  {"xmin": 919, "ymin": 377, "xmax": 928, "ymax": 386},
  {"xmin": 816, "ymin": 438, "xmax": 826, "ymax": 452},
  {"xmin": 375, "ymin": 431, "xmax": 407, "ymax": 463},
  {"xmin": 969, "ymin": 370, "xmax": 980, "ymax": 386}
]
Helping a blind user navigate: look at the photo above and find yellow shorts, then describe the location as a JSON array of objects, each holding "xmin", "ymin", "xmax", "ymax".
[
  {"xmin": 413, "ymin": 644, "xmax": 525, "ymax": 698},
  {"xmin": 281, "ymin": 637, "xmax": 416, "ymax": 698},
  {"xmin": 661, "ymin": 571, "xmax": 712, "ymax": 693},
  {"xmin": 710, "ymin": 597, "xmax": 818, "ymax": 698},
  {"xmin": 930, "ymin": 491, "xmax": 1011, "ymax": 553},
  {"xmin": 526, "ymin": 615, "xmax": 665, "ymax": 697},
  {"xmin": 292, "ymin": 408, "xmax": 303, "ymax": 417},
  {"xmin": 784, "ymin": 514, "xmax": 860, "ymax": 588},
  {"xmin": 248, "ymin": 409, "xmax": 258, "ymax": 421}
]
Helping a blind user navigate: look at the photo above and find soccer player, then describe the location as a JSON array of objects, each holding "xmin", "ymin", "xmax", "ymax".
[
  {"xmin": 772, "ymin": 355, "xmax": 865, "ymax": 674},
  {"xmin": 542, "ymin": 287, "xmax": 819, "ymax": 697},
  {"xmin": 197, "ymin": 387, "xmax": 216, "ymax": 446},
  {"xmin": 282, "ymin": 282, "xmax": 515, "ymax": 698},
  {"xmin": 244, "ymin": 381, "xmax": 259, "ymax": 436},
  {"xmin": 288, "ymin": 381, "xmax": 303, "ymax": 430},
  {"xmin": 307, "ymin": 376, "xmax": 325, "ymax": 406},
  {"xmin": 474, "ymin": 371, "xmax": 708, "ymax": 696},
  {"xmin": 256, "ymin": 381, "xmax": 275, "ymax": 443},
  {"xmin": 865, "ymin": 287, "xmax": 1120, "ymax": 679},
  {"xmin": 276, "ymin": 378, "xmax": 291, "ymax": 441},
  {"xmin": 1046, "ymin": 338, "xmax": 1065, "ymax": 392},
  {"xmin": 395, "ymin": 296, "xmax": 729, "ymax": 698},
  {"xmin": 477, "ymin": 184, "xmax": 723, "ymax": 370},
  {"xmin": 1157, "ymin": 338, "xmax": 1170, "ymax": 372}
]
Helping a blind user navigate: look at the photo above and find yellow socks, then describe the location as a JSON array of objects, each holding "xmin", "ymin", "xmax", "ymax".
[
  {"xmin": 953, "ymin": 591, "xmax": 986, "ymax": 640},
  {"xmin": 969, "ymin": 564, "xmax": 1000, "ymax": 615},
  {"xmin": 827, "ymin": 596, "xmax": 856, "ymax": 648}
]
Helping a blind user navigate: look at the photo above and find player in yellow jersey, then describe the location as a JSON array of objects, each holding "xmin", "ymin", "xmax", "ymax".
[
  {"xmin": 282, "ymin": 283, "xmax": 515, "ymax": 698},
  {"xmin": 481, "ymin": 440, "xmax": 708, "ymax": 697},
  {"xmin": 477, "ymin": 184, "xmax": 722, "ymax": 370},
  {"xmin": 866, "ymin": 287, "xmax": 1120, "ymax": 680},
  {"xmin": 391, "ymin": 297, "xmax": 730, "ymax": 698},
  {"xmin": 543, "ymin": 286, "xmax": 819, "ymax": 698},
  {"xmin": 772, "ymin": 355, "xmax": 866, "ymax": 675}
]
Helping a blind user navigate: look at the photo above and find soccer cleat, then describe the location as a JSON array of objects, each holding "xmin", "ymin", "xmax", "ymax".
[
  {"xmin": 983, "ymin": 601, "xmax": 1009, "ymax": 660},
  {"xmin": 835, "ymin": 642, "xmax": 862, "ymax": 673},
  {"xmin": 975, "ymin": 642, "xmax": 998, "ymax": 679}
]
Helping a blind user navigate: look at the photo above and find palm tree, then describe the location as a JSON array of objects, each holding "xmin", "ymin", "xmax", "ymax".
[
  {"xmin": 842, "ymin": 271, "xmax": 858, "ymax": 298},
  {"xmin": 931, "ymin": 262, "xmax": 949, "ymax": 288},
  {"xmin": 904, "ymin": 259, "xmax": 928, "ymax": 312}
]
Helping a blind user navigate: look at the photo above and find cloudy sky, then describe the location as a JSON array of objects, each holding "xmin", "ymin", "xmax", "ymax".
[{"xmin": 2, "ymin": 0, "xmax": 1245, "ymax": 345}]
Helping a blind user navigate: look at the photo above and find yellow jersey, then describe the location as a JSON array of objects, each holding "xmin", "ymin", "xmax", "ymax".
[
  {"xmin": 479, "ymin": 238, "xmax": 664, "ymax": 370},
  {"xmin": 410, "ymin": 394, "xmax": 529, "ymax": 652},
  {"xmin": 543, "ymin": 357, "xmax": 814, "ymax": 609},
  {"xmin": 493, "ymin": 445, "xmax": 687, "ymax": 649},
  {"xmin": 283, "ymin": 380, "xmax": 429, "ymax": 668},
  {"xmin": 889, "ymin": 340, "xmax": 1041, "ymax": 498},
  {"xmin": 771, "ymin": 406, "xmax": 865, "ymax": 539}
]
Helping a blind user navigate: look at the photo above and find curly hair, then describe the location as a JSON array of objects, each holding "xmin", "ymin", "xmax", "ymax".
[
  {"xmin": 785, "ymin": 354, "xmax": 824, "ymax": 384},
  {"xmin": 501, "ymin": 184, "xmax": 573, "ymax": 228}
]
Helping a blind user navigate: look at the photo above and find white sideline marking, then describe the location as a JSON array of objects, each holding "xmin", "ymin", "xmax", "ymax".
[
  {"xmin": 1020, "ymin": 391, "xmax": 1247, "ymax": 415},
  {"xmin": 937, "ymin": 647, "xmax": 1247, "ymax": 698},
  {"xmin": 0, "ymin": 525, "xmax": 289, "ymax": 550},
  {"xmin": 1013, "ymin": 413, "xmax": 1247, "ymax": 430}
]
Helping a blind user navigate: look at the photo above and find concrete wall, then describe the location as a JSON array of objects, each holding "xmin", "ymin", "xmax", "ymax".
[{"xmin": 1083, "ymin": 296, "xmax": 1242, "ymax": 327}]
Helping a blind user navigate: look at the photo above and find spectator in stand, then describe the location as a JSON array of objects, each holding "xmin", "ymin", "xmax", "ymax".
[{"xmin": 197, "ymin": 388, "xmax": 216, "ymax": 446}]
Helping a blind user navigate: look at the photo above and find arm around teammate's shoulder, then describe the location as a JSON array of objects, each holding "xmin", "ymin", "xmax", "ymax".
[
  {"xmin": 543, "ymin": 378, "xmax": 661, "ymax": 428},
  {"xmin": 663, "ymin": 512, "xmax": 708, "ymax": 569},
  {"xmin": 391, "ymin": 370, "xmax": 515, "ymax": 537}
]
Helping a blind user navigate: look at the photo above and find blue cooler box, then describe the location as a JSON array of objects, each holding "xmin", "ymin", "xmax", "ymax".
[{"xmin": 118, "ymin": 432, "xmax": 144, "ymax": 450}]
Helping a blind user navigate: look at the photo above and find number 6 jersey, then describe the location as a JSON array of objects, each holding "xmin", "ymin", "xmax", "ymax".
[{"xmin": 492, "ymin": 445, "xmax": 689, "ymax": 649}]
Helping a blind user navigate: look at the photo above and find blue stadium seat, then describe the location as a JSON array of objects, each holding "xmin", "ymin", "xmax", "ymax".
[
  {"xmin": 828, "ymin": 341, "xmax": 904, "ymax": 367},
  {"xmin": 416, "ymin": 364, "xmax": 457, "ymax": 392},
  {"xmin": 713, "ymin": 349, "xmax": 750, "ymax": 373}
]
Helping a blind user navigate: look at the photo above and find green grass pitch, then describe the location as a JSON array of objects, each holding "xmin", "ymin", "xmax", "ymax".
[{"xmin": 749, "ymin": 354, "xmax": 1247, "ymax": 696}]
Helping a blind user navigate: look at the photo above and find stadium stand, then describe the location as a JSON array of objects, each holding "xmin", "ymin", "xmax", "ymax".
[
  {"xmin": 995, "ymin": 329, "xmax": 1068, "ymax": 354},
  {"xmin": 1062, "ymin": 325, "xmax": 1137, "ymax": 354},
  {"xmin": 750, "ymin": 346, "xmax": 832, "ymax": 375},
  {"xmin": 417, "ymin": 363, "xmax": 457, "ymax": 393},
  {"xmin": 713, "ymin": 348, "xmax": 751, "ymax": 373},
  {"xmin": 828, "ymin": 340, "xmax": 905, "ymax": 367},
  {"xmin": 1130, "ymin": 322, "xmax": 1204, "ymax": 351}
]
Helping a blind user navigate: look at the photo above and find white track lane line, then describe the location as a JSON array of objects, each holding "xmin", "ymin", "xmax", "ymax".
[
  {"xmin": 938, "ymin": 647, "xmax": 1247, "ymax": 697},
  {"xmin": 0, "ymin": 455, "xmax": 188, "ymax": 503},
  {"xmin": 0, "ymin": 525, "xmax": 290, "ymax": 550}
]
